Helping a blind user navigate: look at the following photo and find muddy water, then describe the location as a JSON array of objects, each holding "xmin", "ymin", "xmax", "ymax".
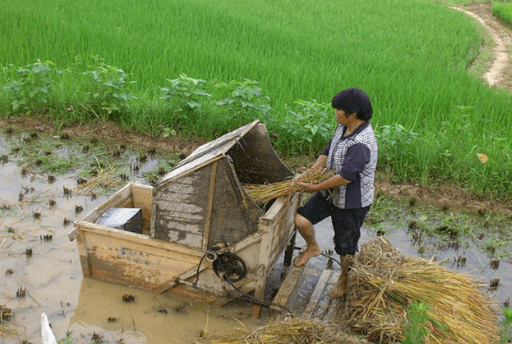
[
  {"xmin": 69, "ymin": 279, "xmax": 258, "ymax": 344},
  {"xmin": 0, "ymin": 135, "xmax": 263, "ymax": 344},
  {"xmin": 1, "ymin": 130, "xmax": 511, "ymax": 344}
]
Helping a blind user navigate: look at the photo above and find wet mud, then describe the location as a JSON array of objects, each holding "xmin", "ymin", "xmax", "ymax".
[
  {"xmin": 1, "ymin": 127, "xmax": 511, "ymax": 344},
  {"xmin": 0, "ymin": 131, "xmax": 262, "ymax": 344}
]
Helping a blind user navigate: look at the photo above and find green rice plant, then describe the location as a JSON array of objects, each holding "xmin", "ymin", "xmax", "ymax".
[
  {"xmin": 1, "ymin": 0, "xmax": 512, "ymax": 197},
  {"xmin": 2, "ymin": 60, "xmax": 60, "ymax": 113},
  {"xmin": 402, "ymin": 301, "xmax": 430, "ymax": 344},
  {"xmin": 385, "ymin": 105, "xmax": 512, "ymax": 197},
  {"xmin": 215, "ymin": 79, "xmax": 272, "ymax": 125},
  {"xmin": 493, "ymin": 3, "xmax": 512, "ymax": 25}
]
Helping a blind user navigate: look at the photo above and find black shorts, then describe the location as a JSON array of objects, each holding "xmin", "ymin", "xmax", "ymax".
[{"xmin": 297, "ymin": 192, "xmax": 370, "ymax": 256}]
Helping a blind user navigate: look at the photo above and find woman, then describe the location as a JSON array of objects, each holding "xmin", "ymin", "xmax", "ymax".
[{"xmin": 294, "ymin": 88, "xmax": 378, "ymax": 298}]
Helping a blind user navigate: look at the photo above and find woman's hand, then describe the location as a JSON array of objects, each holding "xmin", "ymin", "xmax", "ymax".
[
  {"xmin": 298, "ymin": 174, "xmax": 350, "ymax": 193},
  {"xmin": 292, "ymin": 169, "xmax": 311, "ymax": 182},
  {"xmin": 293, "ymin": 155, "xmax": 327, "ymax": 181},
  {"xmin": 297, "ymin": 182, "xmax": 319, "ymax": 193}
]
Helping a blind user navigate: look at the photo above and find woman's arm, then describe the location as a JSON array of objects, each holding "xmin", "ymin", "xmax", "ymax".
[
  {"xmin": 310, "ymin": 154, "xmax": 327, "ymax": 169},
  {"xmin": 298, "ymin": 174, "xmax": 350, "ymax": 193}
]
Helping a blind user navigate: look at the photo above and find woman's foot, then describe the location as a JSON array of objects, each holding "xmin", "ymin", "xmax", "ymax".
[
  {"xmin": 293, "ymin": 247, "xmax": 321, "ymax": 267},
  {"xmin": 329, "ymin": 274, "xmax": 348, "ymax": 298},
  {"xmin": 329, "ymin": 254, "xmax": 353, "ymax": 298}
]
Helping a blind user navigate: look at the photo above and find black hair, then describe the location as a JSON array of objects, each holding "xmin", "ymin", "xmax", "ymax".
[{"xmin": 331, "ymin": 88, "xmax": 373, "ymax": 121}]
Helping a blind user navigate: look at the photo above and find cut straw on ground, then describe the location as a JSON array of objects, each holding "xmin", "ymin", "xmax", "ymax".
[
  {"xmin": 341, "ymin": 236, "xmax": 500, "ymax": 344},
  {"xmin": 197, "ymin": 319, "xmax": 370, "ymax": 344},
  {"xmin": 243, "ymin": 169, "xmax": 335, "ymax": 205},
  {"xmin": 199, "ymin": 237, "xmax": 501, "ymax": 344},
  {"xmin": 73, "ymin": 167, "xmax": 121, "ymax": 194}
]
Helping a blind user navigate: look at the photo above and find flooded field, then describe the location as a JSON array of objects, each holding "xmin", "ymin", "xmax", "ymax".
[
  {"xmin": 1, "ymin": 126, "xmax": 511, "ymax": 344},
  {"xmin": 0, "ymin": 130, "xmax": 264, "ymax": 344}
]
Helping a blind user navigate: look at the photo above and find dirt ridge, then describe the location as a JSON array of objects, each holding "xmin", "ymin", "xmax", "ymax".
[{"xmin": 454, "ymin": 3, "xmax": 512, "ymax": 88}]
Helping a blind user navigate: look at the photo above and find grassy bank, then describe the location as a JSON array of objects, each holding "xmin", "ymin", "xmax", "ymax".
[{"xmin": 1, "ymin": 0, "xmax": 511, "ymax": 197}]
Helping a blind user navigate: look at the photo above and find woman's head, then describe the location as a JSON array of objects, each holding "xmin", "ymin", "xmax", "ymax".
[{"xmin": 331, "ymin": 88, "xmax": 373, "ymax": 121}]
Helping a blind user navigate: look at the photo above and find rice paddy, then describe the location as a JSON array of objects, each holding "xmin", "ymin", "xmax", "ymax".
[
  {"xmin": 1, "ymin": 117, "xmax": 511, "ymax": 343},
  {"xmin": 0, "ymin": 0, "xmax": 511, "ymax": 198}
]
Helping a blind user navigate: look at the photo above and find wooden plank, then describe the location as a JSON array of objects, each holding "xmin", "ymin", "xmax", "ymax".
[
  {"xmin": 324, "ymin": 299, "xmax": 342, "ymax": 322},
  {"xmin": 251, "ymin": 264, "xmax": 267, "ymax": 318},
  {"xmin": 259, "ymin": 194, "xmax": 300, "ymax": 269},
  {"xmin": 313, "ymin": 271, "xmax": 340, "ymax": 321},
  {"xmin": 303, "ymin": 269, "xmax": 332, "ymax": 319},
  {"xmin": 270, "ymin": 266, "xmax": 303, "ymax": 313},
  {"xmin": 79, "ymin": 229, "xmax": 201, "ymax": 290},
  {"xmin": 130, "ymin": 183, "xmax": 153, "ymax": 235},
  {"xmin": 82, "ymin": 229, "xmax": 201, "ymax": 268},
  {"xmin": 75, "ymin": 221, "xmax": 206, "ymax": 292},
  {"xmin": 153, "ymin": 261, "xmax": 212, "ymax": 294},
  {"xmin": 82, "ymin": 183, "xmax": 133, "ymax": 222},
  {"xmin": 253, "ymin": 194, "xmax": 300, "ymax": 317},
  {"xmin": 252, "ymin": 206, "xmax": 273, "ymax": 318},
  {"xmin": 76, "ymin": 234, "xmax": 92, "ymax": 276},
  {"xmin": 202, "ymin": 160, "xmax": 217, "ymax": 250},
  {"xmin": 323, "ymin": 271, "xmax": 342, "ymax": 322},
  {"xmin": 152, "ymin": 167, "xmax": 211, "ymax": 246},
  {"xmin": 283, "ymin": 231, "xmax": 297, "ymax": 267},
  {"xmin": 130, "ymin": 183, "xmax": 153, "ymax": 203},
  {"xmin": 76, "ymin": 222, "xmax": 203, "ymax": 256},
  {"xmin": 177, "ymin": 120, "xmax": 258, "ymax": 166},
  {"xmin": 158, "ymin": 152, "xmax": 226, "ymax": 187}
]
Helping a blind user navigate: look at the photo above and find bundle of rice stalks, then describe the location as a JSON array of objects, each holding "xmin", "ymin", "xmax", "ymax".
[
  {"xmin": 243, "ymin": 169, "xmax": 335, "ymax": 205},
  {"xmin": 198, "ymin": 319, "xmax": 370, "ymax": 344},
  {"xmin": 341, "ymin": 236, "xmax": 500, "ymax": 344}
]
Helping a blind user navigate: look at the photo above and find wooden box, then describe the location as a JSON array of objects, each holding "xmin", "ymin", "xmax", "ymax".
[{"xmin": 70, "ymin": 121, "xmax": 300, "ymax": 309}]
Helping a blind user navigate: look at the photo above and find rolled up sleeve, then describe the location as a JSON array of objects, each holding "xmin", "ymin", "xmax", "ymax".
[{"xmin": 339, "ymin": 143, "xmax": 371, "ymax": 181}]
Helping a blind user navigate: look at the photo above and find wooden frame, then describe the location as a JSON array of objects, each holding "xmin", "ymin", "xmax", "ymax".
[
  {"xmin": 70, "ymin": 183, "xmax": 300, "ymax": 302},
  {"xmin": 69, "ymin": 121, "xmax": 301, "ymax": 313}
]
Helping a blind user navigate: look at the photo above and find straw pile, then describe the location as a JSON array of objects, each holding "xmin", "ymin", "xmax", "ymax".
[
  {"xmin": 243, "ymin": 169, "xmax": 335, "ymax": 205},
  {"xmin": 199, "ymin": 319, "xmax": 370, "ymax": 344},
  {"xmin": 341, "ymin": 236, "xmax": 500, "ymax": 344}
]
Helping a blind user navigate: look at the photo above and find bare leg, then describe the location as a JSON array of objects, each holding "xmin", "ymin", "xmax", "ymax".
[
  {"xmin": 329, "ymin": 254, "xmax": 353, "ymax": 298},
  {"xmin": 293, "ymin": 214, "xmax": 321, "ymax": 267}
]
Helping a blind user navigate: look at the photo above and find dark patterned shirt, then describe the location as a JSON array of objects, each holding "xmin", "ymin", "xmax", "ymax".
[{"xmin": 320, "ymin": 121, "xmax": 378, "ymax": 209}]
